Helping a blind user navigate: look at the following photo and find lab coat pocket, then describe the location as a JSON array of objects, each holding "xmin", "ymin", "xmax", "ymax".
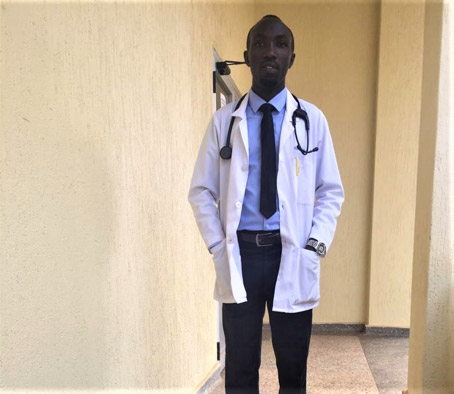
[
  {"xmin": 292, "ymin": 247, "xmax": 320, "ymax": 306},
  {"xmin": 212, "ymin": 239, "xmax": 234, "ymax": 302}
]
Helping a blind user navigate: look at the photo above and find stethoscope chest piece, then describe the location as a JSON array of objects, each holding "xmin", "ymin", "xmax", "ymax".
[{"xmin": 220, "ymin": 146, "xmax": 232, "ymax": 160}]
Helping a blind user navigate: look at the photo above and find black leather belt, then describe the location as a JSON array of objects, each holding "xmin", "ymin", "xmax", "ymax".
[{"xmin": 237, "ymin": 230, "xmax": 281, "ymax": 247}]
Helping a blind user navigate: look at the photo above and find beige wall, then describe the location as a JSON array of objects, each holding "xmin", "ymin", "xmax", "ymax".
[
  {"xmin": 0, "ymin": 1, "xmax": 254, "ymax": 391},
  {"xmin": 407, "ymin": 1, "xmax": 454, "ymax": 392},
  {"xmin": 369, "ymin": 0, "xmax": 425, "ymax": 328}
]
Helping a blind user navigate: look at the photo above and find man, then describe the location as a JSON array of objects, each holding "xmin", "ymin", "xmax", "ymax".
[{"xmin": 189, "ymin": 15, "xmax": 344, "ymax": 394}]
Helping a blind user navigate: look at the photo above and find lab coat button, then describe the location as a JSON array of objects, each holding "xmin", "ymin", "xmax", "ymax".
[
  {"xmin": 281, "ymin": 203, "xmax": 285, "ymax": 209},
  {"xmin": 242, "ymin": 164, "xmax": 248, "ymax": 171},
  {"xmin": 235, "ymin": 202, "xmax": 242, "ymax": 208}
]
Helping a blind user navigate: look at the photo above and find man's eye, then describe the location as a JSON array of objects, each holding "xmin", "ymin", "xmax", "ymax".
[
  {"xmin": 254, "ymin": 41, "xmax": 265, "ymax": 47},
  {"xmin": 277, "ymin": 41, "xmax": 288, "ymax": 47}
]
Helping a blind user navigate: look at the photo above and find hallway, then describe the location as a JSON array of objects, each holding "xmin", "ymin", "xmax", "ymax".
[
  {"xmin": 1, "ymin": 2, "xmax": 452, "ymax": 392},
  {"xmin": 207, "ymin": 329, "xmax": 409, "ymax": 394}
]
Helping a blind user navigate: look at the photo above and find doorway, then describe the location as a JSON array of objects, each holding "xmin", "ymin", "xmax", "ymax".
[{"xmin": 212, "ymin": 48, "xmax": 241, "ymax": 365}]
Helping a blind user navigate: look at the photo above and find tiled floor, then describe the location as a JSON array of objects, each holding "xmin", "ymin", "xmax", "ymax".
[
  {"xmin": 207, "ymin": 329, "xmax": 409, "ymax": 394},
  {"xmin": 359, "ymin": 336, "xmax": 409, "ymax": 394}
]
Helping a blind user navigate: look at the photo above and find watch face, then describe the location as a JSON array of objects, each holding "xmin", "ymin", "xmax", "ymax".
[{"xmin": 317, "ymin": 243, "xmax": 326, "ymax": 257}]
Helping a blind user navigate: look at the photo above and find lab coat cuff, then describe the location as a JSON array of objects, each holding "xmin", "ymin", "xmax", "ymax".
[{"xmin": 208, "ymin": 240, "xmax": 223, "ymax": 254}]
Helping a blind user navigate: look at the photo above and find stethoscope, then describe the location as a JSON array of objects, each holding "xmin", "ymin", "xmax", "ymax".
[{"xmin": 219, "ymin": 93, "xmax": 319, "ymax": 160}]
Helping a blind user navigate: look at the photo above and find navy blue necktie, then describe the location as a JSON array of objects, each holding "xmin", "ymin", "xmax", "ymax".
[{"xmin": 259, "ymin": 103, "xmax": 277, "ymax": 219}]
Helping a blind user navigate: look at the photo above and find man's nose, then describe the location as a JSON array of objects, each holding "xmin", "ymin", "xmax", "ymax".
[{"xmin": 263, "ymin": 42, "xmax": 277, "ymax": 58}]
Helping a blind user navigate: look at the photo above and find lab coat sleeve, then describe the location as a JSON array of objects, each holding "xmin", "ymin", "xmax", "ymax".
[
  {"xmin": 309, "ymin": 112, "xmax": 344, "ymax": 251},
  {"xmin": 188, "ymin": 116, "xmax": 225, "ymax": 251}
]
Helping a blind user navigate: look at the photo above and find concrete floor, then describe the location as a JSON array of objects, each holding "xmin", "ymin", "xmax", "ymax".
[{"xmin": 207, "ymin": 329, "xmax": 409, "ymax": 394}]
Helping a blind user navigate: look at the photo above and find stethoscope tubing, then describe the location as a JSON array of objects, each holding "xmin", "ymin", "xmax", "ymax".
[{"xmin": 220, "ymin": 92, "xmax": 317, "ymax": 160}]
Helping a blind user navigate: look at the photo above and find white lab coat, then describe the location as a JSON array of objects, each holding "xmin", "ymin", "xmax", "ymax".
[{"xmin": 188, "ymin": 90, "xmax": 344, "ymax": 312}]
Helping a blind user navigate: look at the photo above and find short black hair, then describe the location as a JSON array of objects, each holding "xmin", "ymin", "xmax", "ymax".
[{"xmin": 246, "ymin": 15, "xmax": 295, "ymax": 52}]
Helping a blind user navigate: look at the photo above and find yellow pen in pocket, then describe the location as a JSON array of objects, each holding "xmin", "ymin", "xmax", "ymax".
[{"xmin": 295, "ymin": 157, "xmax": 300, "ymax": 176}]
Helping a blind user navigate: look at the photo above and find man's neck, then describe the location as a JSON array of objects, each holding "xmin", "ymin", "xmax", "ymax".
[{"xmin": 251, "ymin": 85, "xmax": 286, "ymax": 103}]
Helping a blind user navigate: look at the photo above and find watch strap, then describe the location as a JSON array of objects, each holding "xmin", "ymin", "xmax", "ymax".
[
  {"xmin": 306, "ymin": 238, "xmax": 319, "ymax": 249},
  {"xmin": 306, "ymin": 238, "xmax": 326, "ymax": 257}
]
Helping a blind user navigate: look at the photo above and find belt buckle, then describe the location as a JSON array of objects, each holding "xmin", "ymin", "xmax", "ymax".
[{"xmin": 255, "ymin": 232, "xmax": 274, "ymax": 247}]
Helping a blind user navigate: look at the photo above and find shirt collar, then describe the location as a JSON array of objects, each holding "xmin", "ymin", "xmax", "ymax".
[{"xmin": 248, "ymin": 87, "xmax": 287, "ymax": 114}]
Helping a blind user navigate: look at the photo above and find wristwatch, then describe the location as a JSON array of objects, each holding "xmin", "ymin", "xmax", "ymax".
[{"xmin": 306, "ymin": 238, "xmax": 327, "ymax": 258}]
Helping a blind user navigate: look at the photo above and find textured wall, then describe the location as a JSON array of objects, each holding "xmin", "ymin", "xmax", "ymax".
[
  {"xmin": 369, "ymin": 0, "xmax": 425, "ymax": 327},
  {"xmin": 0, "ymin": 1, "xmax": 254, "ymax": 391},
  {"xmin": 407, "ymin": 0, "xmax": 454, "ymax": 392},
  {"xmin": 255, "ymin": 0, "xmax": 380, "ymax": 324}
]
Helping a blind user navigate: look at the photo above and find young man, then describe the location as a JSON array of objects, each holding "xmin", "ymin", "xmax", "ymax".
[{"xmin": 189, "ymin": 15, "xmax": 344, "ymax": 394}]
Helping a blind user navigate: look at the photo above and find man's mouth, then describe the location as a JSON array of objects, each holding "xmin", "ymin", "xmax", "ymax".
[{"xmin": 262, "ymin": 63, "xmax": 279, "ymax": 70}]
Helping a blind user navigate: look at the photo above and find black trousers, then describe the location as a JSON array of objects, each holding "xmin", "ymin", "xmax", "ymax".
[{"xmin": 223, "ymin": 233, "xmax": 313, "ymax": 394}]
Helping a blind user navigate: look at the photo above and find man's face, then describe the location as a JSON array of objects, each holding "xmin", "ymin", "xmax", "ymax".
[{"xmin": 244, "ymin": 19, "xmax": 295, "ymax": 93}]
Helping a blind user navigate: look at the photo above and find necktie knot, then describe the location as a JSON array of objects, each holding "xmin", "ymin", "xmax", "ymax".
[{"xmin": 259, "ymin": 103, "xmax": 276, "ymax": 114}]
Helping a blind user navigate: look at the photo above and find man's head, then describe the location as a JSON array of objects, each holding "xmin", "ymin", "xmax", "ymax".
[
  {"xmin": 246, "ymin": 15, "xmax": 295, "ymax": 53},
  {"xmin": 244, "ymin": 15, "xmax": 295, "ymax": 100}
]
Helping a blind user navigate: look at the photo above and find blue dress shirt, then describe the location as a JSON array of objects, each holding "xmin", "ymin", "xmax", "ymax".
[{"xmin": 237, "ymin": 88, "xmax": 287, "ymax": 231}]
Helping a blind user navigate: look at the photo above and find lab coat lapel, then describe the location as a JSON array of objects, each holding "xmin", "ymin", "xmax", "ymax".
[
  {"xmin": 231, "ymin": 92, "xmax": 250, "ymax": 158},
  {"xmin": 279, "ymin": 90, "xmax": 298, "ymax": 151}
]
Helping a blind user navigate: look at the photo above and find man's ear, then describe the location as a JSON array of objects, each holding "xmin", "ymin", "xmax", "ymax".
[
  {"xmin": 243, "ymin": 50, "xmax": 250, "ymax": 67},
  {"xmin": 289, "ymin": 53, "xmax": 296, "ymax": 69}
]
